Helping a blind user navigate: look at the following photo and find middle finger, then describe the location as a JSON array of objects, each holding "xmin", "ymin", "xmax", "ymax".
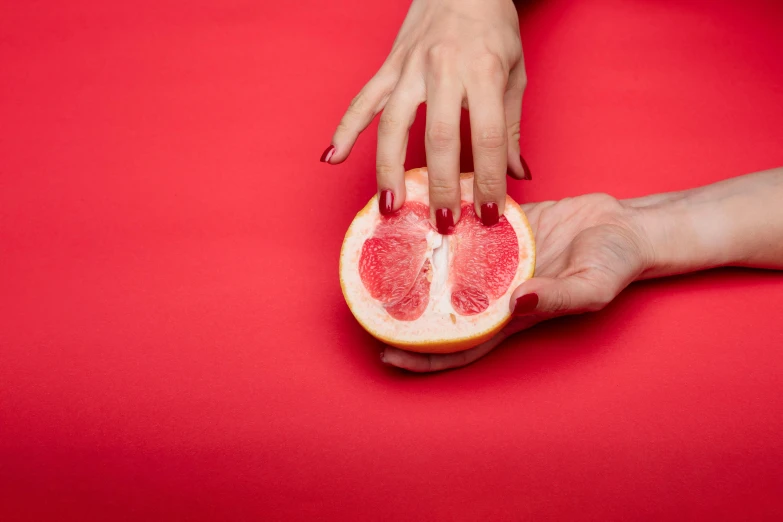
[{"xmin": 425, "ymin": 73, "xmax": 464, "ymax": 234}]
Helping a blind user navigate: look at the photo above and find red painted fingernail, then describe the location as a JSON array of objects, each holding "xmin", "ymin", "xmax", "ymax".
[
  {"xmin": 512, "ymin": 293, "xmax": 539, "ymax": 316},
  {"xmin": 379, "ymin": 190, "xmax": 394, "ymax": 216},
  {"xmin": 320, "ymin": 145, "xmax": 335, "ymax": 163},
  {"xmin": 480, "ymin": 202, "xmax": 499, "ymax": 227},
  {"xmin": 520, "ymin": 155, "xmax": 532, "ymax": 180},
  {"xmin": 435, "ymin": 208, "xmax": 455, "ymax": 235}
]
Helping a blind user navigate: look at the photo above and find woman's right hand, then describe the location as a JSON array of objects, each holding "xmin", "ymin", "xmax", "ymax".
[{"xmin": 322, "ymin": 0, "xmax": 530, "ymax": 233}]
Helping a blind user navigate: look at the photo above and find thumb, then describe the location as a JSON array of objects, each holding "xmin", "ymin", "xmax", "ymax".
[{"xmin": 508, "ymin": 275, "xmax": 612, "ymax": 319}]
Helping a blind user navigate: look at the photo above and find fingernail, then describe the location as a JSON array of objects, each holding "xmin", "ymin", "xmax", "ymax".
[
  {"xmin": 320, "ymin": 145, "xmax": 335, "ymax": 163},
  {"xmin": 480, "ymin": 202, "xmax": 499, "ymax": 227},
  {"xmin": 512, "ymin": 293, "xmax": 539, "ymax": 316},
  {"xmin": 435, "ymin": 208, "xmax": 455, "ymax": 235},
  {"xmin": 379, "ymin": 190, "xmax": 394, "ymax": 216},
  {"xmin": 520, "ymin": 155, "xmax": 532, "ymax": 180},
  {"xmin": 380, "ymin": 351, "xmax": 386, "ymax": 363}
]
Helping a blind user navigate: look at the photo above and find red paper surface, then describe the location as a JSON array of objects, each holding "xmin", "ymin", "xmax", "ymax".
[{"xmin": 2, "ymin": 0, "xmax": 783, "ymax": 520}]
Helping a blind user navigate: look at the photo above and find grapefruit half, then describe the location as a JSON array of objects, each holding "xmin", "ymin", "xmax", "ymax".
[{"xmin": 339, "ymin": 168, "xmax": 535, "ymax": 353}]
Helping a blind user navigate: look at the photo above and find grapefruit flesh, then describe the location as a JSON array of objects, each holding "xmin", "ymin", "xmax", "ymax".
[
  {"xmin": 449, "ymin": 203, "xmax": 519, "ymax": 316},
  {"xmin": 340, "ymin": 168, "xmax": 535, "ymax": 353},
  {"xmin": 358, "ymin": 202, "xmax": 431, "ymax": 320}
]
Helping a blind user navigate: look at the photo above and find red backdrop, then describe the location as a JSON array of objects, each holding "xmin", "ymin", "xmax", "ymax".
[{"xmin": 2, "ymin": 0, "xmax": 783, "ymax": 520}]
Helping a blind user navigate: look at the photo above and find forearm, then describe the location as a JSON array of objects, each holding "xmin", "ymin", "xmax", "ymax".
[{"xmin": 627, "ymin": 167, "xmax": 783, "ymax": 280}]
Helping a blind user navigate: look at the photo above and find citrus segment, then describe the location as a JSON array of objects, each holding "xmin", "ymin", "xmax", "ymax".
[
  {"xmin": 385, "ymin": 259, "xmax": 432, "ymax": 321},
  {"xmin": 358, "ymin": 202, "xmax": 430, "ymax": 308},
  {"xmin": 450, "ymin": 204, "xmax": 519, "ymax": 315}
]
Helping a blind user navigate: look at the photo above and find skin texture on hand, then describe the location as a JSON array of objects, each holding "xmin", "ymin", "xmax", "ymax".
[
  {"xmin": 382, "ymin": 166, "xmax": 783, "ymax": 373},
  {"xmin": 324, "ymin": 0, "xmax": 528, "ymax": 230}
]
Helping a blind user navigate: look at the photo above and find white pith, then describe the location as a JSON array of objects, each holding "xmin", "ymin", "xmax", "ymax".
[{"xmin": 339, "ymin": 169, "xmax": 535, "ymax": 350}]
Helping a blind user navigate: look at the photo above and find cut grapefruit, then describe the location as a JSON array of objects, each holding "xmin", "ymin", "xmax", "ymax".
[{"xmin": 339, "ymin": 168, "xmax": 535, "ymax": 353}]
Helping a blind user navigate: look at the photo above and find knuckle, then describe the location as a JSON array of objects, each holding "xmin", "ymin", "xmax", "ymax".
[
  {"xmin": 475, "ymin": 125, "xmax": 507, "ymax": 150},
  {"xmin": 374, "ymin": 65, "xmax": 399, "ymax": 87},
  {"xmin": 428, "ymin": 176, "xmax": 459, "ymax": 198},
  {"xmin": 384, "ymin": 48, "xmax": 405, "ymax": 68},
  {"xmin": 347, "ymin": 93, "xmax": 367, "ymax": 115},
  {"xmin": 475, "ymin": 175, "xmax": 506, "ymax": 197},
  {"xmin": 469, "ymin": 53, "xmax": 505, "ymax": 79},
  {"xmin": 426, "ymin": 42, "xmax": 458, "ymax": 64},
  {"xmin": 426, "ymin": 121, "xmax": 459, "ymax": 152},
  {"xmin": 376, "ymin": 162, "xmax": 397, "ymax": 178},
  {"xmin": 378, "ymin": 111, "xmax": 402, "ymax": 136}
]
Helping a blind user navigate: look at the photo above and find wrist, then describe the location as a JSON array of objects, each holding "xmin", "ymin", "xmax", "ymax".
[
  {"xmin": 628, "ymin": 195, "xmax": 732, "ymax": 280},
  {"xmin": 625, "ymin": 167, "xmax": 783, "ymax": 280}
]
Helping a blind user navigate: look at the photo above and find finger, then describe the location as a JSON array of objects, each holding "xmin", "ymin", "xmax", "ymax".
[
  {"xmin": 381, "ymin": 332, "xmax": 508, "ymax": 373},
  {"xmin": 425, "ymin": 73, "xmax": 463, "ymax": 233},
  {"xmin": 508, "ymin": 274, "xmax": 616, "ymax": 318},
  {"xmin": 376, "ymin": 74, "xmax": 424, "ymax": 214},
  {"xmin": 324, "ymin": 71, "xmax": 398, "ymax": 164},
  {"xmin": 504, "ymin": 62, "xmax": 531, "ymax": 180},
  {"xmin": 466, "ymin": 57, "xmax": 509, "ymax": 227}
]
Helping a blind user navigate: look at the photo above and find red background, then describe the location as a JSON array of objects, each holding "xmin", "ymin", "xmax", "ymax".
[{"xmin": 2, "ymin": 0, "xmax": 783, "ymax": 520}]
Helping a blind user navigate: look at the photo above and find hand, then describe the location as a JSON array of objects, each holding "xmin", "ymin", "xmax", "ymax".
[
  {"xmin": 381, "ymin": 193, "xmax": 653, "ymax": 372},
  {"xmin": 323, "ymin": 0, "xmax": 530, "ymax": 231}
]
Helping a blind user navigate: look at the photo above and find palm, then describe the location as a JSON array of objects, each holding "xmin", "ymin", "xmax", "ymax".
[
  {"xmin": 382, "ymin": 194, "xmax": 647, "ymax": 372},
  {"xmin": 523, "ymin": 194, "xmax": 643, "ymax": 286}
]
